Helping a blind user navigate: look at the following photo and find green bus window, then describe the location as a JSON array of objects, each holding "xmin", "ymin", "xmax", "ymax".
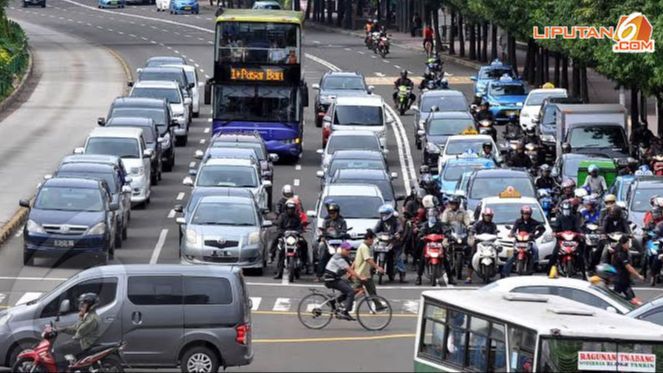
[
  {"xmin": 445, "ymin": 310, "xmax": 468, "ymax": 366},
  {"xmin": 489, "ymin": 323, "xmax": 507, "ymax": 372},
  {"xmin": 468, "ymin": 317, "xmax": 490, "ymax": 371},
  {"xmin": 508, "ymin": 326, "xmax": 536, "ymax": 372},
  {"xmin": 420, "ymin": 319, "xmax": 446, "ymax": 360}
]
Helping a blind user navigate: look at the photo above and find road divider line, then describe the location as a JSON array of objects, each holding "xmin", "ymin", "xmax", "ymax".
[
  {"xmin": 252, "ymin": 333, "xmax": 416, "ymax": 343},
  {"xmin": 294, "ymin": 179, "xmax": 300, "ymax": 186},
  {"xmin": 149, "ymin": 229, "xmax": 168, "ymax": 264},
  {"xmin": 250, "ymin": 297, "xmax": 261, "ymax": 311},
  {"xmin": 204, "ymin": 127, "xmax": 210, "ymax": 133},
  {"xmin": 189, "ymin": 161, "xmax": 196, "ymax": 168},
  {"xmin": 167, "ymin": 209, "xmax": 176, "ymax": 219},
  {"xmin": 200, "ymin": 139, "xmax": 206, "ymax": 144},
  {"xmin": 295, "ymin": 164, "xmax": 301, "ymax": 171},
  {"xmin": 273, "ymin": 297, "xmax": 291, "ymax": 311},
  {"xmin": 176, "ymin": 192, "xmax": 185, "ymax": 200}
]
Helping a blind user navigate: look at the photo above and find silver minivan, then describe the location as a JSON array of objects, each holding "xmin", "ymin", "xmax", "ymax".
[{"xmin": 0, "ymin": 265, "xmax": 253, "ymax": 372}]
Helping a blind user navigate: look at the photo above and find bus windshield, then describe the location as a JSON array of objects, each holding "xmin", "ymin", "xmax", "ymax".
[
  {"xmin": 213, "ymin": 85, "xmax": 298, "ymax": 123},
  {"xmin": 216, "ymin": 22, "xmax": 299, "ymax": 64}
]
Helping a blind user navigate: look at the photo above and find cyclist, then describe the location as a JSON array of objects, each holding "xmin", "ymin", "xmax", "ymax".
[{"xmin": 323, "ymin": 242, "xmax": 366, "ymax": 321}]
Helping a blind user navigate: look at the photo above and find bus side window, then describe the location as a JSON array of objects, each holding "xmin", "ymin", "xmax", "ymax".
[
  {"xmin": 508, "ymin": 326, "xmax": 537, "ymax": 372},
  {"xmin": 445, "ymin": 310, "xmax": 468, "ymax": 366},
  {"xmin": 489, "ymin": 323, "xmax": 507, "ymax": 372},
  {"xmin": 468, "ymin": 317, "xmax": 490, "ymax": 371},
  {"xmin": 419, "ymin": 304, "xmax": 448, "ymax": 360}
]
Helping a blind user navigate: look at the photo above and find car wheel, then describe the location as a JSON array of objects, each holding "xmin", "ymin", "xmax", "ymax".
[
  {"xmin": 23, "ymin": 252, "xmax": 34, "ymax": 266},
  {"xmin": 181, "ymin": 346, "xmax": 219, "ymax": 373}
]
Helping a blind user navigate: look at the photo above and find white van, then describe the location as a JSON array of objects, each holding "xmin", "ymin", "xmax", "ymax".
[
  {"xmin": 323, "ymin": 95, "xmax": 390, "ymax": 148},
  {"xmin": 76, "ymin": 127, "xmax": 153, "ymax": 206}
]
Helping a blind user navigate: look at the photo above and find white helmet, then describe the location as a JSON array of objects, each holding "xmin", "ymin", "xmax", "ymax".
[
  {"xmin": 422, "ymin": 194, "xmax": 436, "ymax": 209},
  {"xmin": 282, "ymin": 184, "xmax": 294, "ymax": 198}
]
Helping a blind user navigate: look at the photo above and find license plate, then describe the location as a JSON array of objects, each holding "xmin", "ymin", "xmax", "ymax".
[
  {"xmin": 53, "ymin": 240, "xmax": 75, "ymax": 248},
  {"xmin": 184, "ymin": 6, "xmax": 191, "ymax": 9}
]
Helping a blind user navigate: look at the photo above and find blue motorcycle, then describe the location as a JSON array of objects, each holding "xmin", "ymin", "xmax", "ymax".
[
  {"xmin": 644, "ymin": 230, "xmax": 663, "ymax": 286},
  {"xmin": 537, "ymin": 188, "xmax": 555, "ymax": 220}
]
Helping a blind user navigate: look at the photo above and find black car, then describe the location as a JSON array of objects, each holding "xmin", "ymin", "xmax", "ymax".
[
  {"xmin": 417, "ymin": 111, "xmax": 476, "ymax": 167},
  {"xmin": 316, "ymin": 149, "xmax": 391, "ymax": 188},
  {"xmin": 464, "ymin": 169, "xmax": 537, "ymax": 212},
  {"xmin": 329, "ymin": 168, "xmax": 401, "ymax": 206},
  {"xmin": 105, "ymin": 117, "xmax": 163, "ymax": 185},
  {"xmin": 312, "ymin": 71, "xmax": 372, "ymax": 127},
  {"xmin": 23, "ymin": 0, "xmax": 45, "ymax": 7},
  {"xmin": 535, "ymin": 96, "xmax": 583, "ymax": 157},
  {"xmin": 100, "ymin": 97, "xmax": 177, "ymax": 171},
  {"xmin": 20, "ymin": 178, "xmax": 119, "ymax": 266}
]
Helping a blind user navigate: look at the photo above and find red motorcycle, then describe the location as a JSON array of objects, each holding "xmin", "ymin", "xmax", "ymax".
[
  {"xmin": 652, "ymin": 154, "xmax": 663, "ymax": 176},
  {"xmin": 556, "ymin": 230, "xmax": 584, "ymax": 278},
  {"xmin": 13, "ymin": 321, "xmax": 125, "ymax": 373},
  {"xmin": 514, "ymin": 231, "xmax": 534, "ymax": 275},
  {"xmin": 423, "ymin": 233, "xmax": 446, "ymax": 286}
]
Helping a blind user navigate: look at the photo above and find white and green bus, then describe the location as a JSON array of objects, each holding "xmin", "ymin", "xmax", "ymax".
[{"xmin": 414, "ymin": 290, "xmax": 663, "ymax": 372}]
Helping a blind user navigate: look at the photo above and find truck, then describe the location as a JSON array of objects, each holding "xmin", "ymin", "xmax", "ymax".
[{"xmin": 553, "ymin": 104, "xmax": 631, "ymax": 166}]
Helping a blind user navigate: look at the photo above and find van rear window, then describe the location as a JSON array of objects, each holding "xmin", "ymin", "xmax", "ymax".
[{"xmin": 184, "ymin": 277, "xmax": 233, "ymax": 305}]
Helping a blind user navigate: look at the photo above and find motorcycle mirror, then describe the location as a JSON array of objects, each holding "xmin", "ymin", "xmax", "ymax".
[
  {"xmin": 430, "ymin": 105, "xmax": 439, "ymax": 112},
  {"xmin": 505, "ymin": 225, "xmax": 512, "ymax": 230}
]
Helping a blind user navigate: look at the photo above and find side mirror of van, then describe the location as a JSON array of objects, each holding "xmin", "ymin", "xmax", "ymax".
[
  {"xmin": 174, "ymin": 204, "xmax": 183, "ymax": 213},
  {"xmin": 367, "ymin": 85, "xmax": 375, "ymax": 94},
  {"xmin": 143, "ymin": 149, "xmax": 154, "ymax": 158},
  {"xmin": 311, "ymin": 83, "xmax": 320, "ymax": 91},
  {"xmin": 19, "ymin": 199, "xmax": 30, "ymax": 208},
  {"xmin": 97, "ymin": 117, "xmax": 106, "ymax": 126},
  {"xmin": 127, "ymin": 81, "xmax": 134, "ymax": 87},
  {"xmin": 73, "ymin": 147, "xmax": 85, "ymax": 155},
  {"xmin": 170, "ymin": 119, "xmax": 179, "ymax": 128},
  {"xmin": 188, "ymin": 83, "xmax": 195, "ymax": 89}
]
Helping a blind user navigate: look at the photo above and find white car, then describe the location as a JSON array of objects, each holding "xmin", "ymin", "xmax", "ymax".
[
  {"xmin": 155, "ymin": 0, "xmax": 170, "ymax": 11},
  {"xmin": 162, "ymin": 63, "xmax": 200, "ymax": 118},
  {"xmin": 437, "ymin": 134, "xmax": 501, "ymax": 168},
  {"xmin": 183, "ymin": 158, "xmax": 271, "ymax": 211},
  {"xmin": 317, "ymin": 130, "xmax": 386, "ymax": 169},
  {"xmin": 476, "ymin": 194, "xmax": 556, "ymax": 265},
  {"xmin": 307, "ymin": 183, "xmax": 385, "ymax": 249},
  {"xmin": 323, "ymin": 95, "xmax": 390, "ymax": 149},
  {"xmin": 251, "ymin": 0, "xmax": 280, "ymax": 9},
  {"xmin": 75, "ymin": 127, "xmax": 153, "ymax": 206},
  {"xmin": 130, "ymin": 80, "xmax": 190, "ymax": 146},
  {"xmin": 482, "ymin": 276, "xmax": 638, "ymax": 314},
  {"xmin": 519, "ymin": 88, "xmax": 567, "ymax": 131}
]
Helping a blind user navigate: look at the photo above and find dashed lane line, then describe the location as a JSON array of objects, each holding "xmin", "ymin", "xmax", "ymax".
[
  {"xmin": 149, "ymin": 229, "xmax": 168, "ymax": 264},
  {"xmin": 176, "ymin": 192, "xmax": 185, "ymax": 200}
]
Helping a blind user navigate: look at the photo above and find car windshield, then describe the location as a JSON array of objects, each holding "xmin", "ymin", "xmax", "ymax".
[
  {"xmin": 445, "ymin": 139, "xmax": 490, "ymax": 155},
  {"xmin": 210, "ymin": 141, "xmax": 266, "ymax": 159},
  {"xmin": 138, "ymin": 71, "xmax": 186, "ymax": 87},
  {"xmin": 525, "ymin": 91, "xmax": 566, "ymax": 106},
  {"xmin": 323, "ymin": 76, "xmax": 365, "ymax": 90},
  {"xmin": 85, "ymin": 138, "xmax": 140, "ymax": 159},
  {"xmin": 420, "ymin": 95, "xmax": 467, "ymax": 112},
  {"xmin": 569, "ymin": 126, "xmax": 627, "ymax": 150},
  {"xmin": 111, "ymin": 108, "xmax": 167, "ymax": 133},
  {"xmin": 320, "ymin": 196, "xmax": 383, "ymax": 219},
  {"xmin": 485, "ymin": 202, "xmax": 544, "ymax": 224},
  {"xmin": 35, "ymin": 186, "xmax": 104, "ymax": 212},
  {"xmin": 428, "ymin": 118, "xmax": 475, "ymax": 136},
  {"xmin": 146, "ymin": 58, "xmax": 185, "ymax": 67},
  {"xmin": 470, "ymin": 177, "xmax": 535, "ymax": 199},
  {"xmin": 192, "ymin": 202, "xmax": 256, "ymax": 226},
  {"xmin": 334, "ymin": 106, "xmax": 383, "ymax": 126},
  {"xmin": 479, "ymin": 68, "xmax": 513, "ymax": 79},
  {"xmin": 329, "ymin": 159, "xmax": 384, "ymax": 176},
  {"xmin": 488, "ymin": 83, "xmax": 526, "ymax": 96},
  {"xmin": 111, "ymin": 125, "xmax": 156, "ymax": 143},
  {"xmin": 197, "ymin": 165, "xmax": 258, "ymax": 187},
  {"xmin": 631, "ymin": 187, "xmax": 662, "ymax": 212},
  {"xmin": 56, "ymin": 171, "xmax": 117, "ymax": 193},
  {"xmin": 131, "ymin": 87, "xmax": 181, "ymax": 104},
  {"xmin": 332, "ymin": 178, "xmax": 393, "ymax": 202},
  {"xmin": 213, "ymin": 85, "xmax": 298, "ymax": 123},
  {"xmin": 442, "ymin": 163, "xmax": 487, "ymax": 182},
  {"xmin": 327, "ymin": 136, "xmax": 380, "ymax": 153}
]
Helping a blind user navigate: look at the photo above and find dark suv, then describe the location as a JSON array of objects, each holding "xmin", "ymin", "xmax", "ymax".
[
  {"xmin": 535, "ymin": 96, "xmax": 582, "ymax": 158},
  {"xmin": 312, "ymin": 71, "xmax": 372, "ymax": 127}
]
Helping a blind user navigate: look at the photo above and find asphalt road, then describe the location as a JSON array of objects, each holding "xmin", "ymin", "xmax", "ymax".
[{"xmin": 2, "ymin": 2, "xmax": 662, "ymax": 371}]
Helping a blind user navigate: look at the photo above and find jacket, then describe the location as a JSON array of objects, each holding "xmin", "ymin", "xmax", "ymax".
[
  {"xmin": 276, "ymin": 212, "xmax": 302, "ymax": 233},
  {"xmin": 374, "ymin": 216, "xmax": 403, "ymax": 237},
  {"xmin": 509, "ymin": 153, "xmax": 532, "ymax": 169},
  {"xmin": 472, "ymin": 220, "xmax": 498, "ymax": 235},
  {"xmin": 602, "ymin": 215, "xmax": 631, "ymax": 235},
  {"xmin": 510, "ymin": 218, "xmax": 545, "ymax": 238},
  {"xmin": 475, "ymin": 110, "xmax": 495, "ymax": 122},
  {"xmin": 61, "ymin": 311, "xmax": 101, "ymax": 350},
  {"xmin": 419, "ymin": 221, "xmax": 445, "ymax": 237},
  {"xmin": 580, "ymin": 208, "xmax": 601, "ymax": 225},
  {"xmin": 440, "ymin": 208, "xmax": 471, "ymax": 226},
  {"xmin": 394, "ymin": 77, "xmax": 414, "ymax": 89},
  {"xmin": 553, "ymin": 213, "xmax": 582, "ymax": 232},
  {"xmin": 582, "ymin": 175, "xmax": 607, "ymax": 195},
  {"xmin": 322, "ymin": 216, "xmax": 348, "ymax": 237},
  {"xmin": 274, "ymin": 197, "xmax": 288, "ymax": 216},
  {"xmin": 535, "ymin": 176, "xmax": 557, "ymax": 190}
]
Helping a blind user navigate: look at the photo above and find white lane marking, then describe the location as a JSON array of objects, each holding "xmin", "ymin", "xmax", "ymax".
[
  {"xmin": 371, "ymin": 55, "xmax": 377, "ymax": 59},
  {"xmin": 207, "ymin": 118, "xmax": 213, "ymax": 122},
  {"xmin": 167, "ymin": 209, "xmax": 176, "ymax": 219},
  {"xmin": 199, "ymin": 139, "xmax": 206, "ymax": 144},
  {"xmin": 357, "ymin": 51, "xmax": 364, "ymax": 55},
  {"xmin": 383, "ymin": 59, "xmax": 390, "ymax": 63},
  {"xmin": 312, "ymin": 40, "xmax": 320, "ymax": 44},
  {"xmin": 176, "ymin": 192, "xmax": 185, "ymax": 200},
  {"xmin": 374, "ymin": 72, "xmax": 385, "ymax": 77},
  {"xmin": 205, "ymin": 74, "xmax": 210, "ymax": 79},
  {"xmin": 403, "ymin": 300, "xmax": 419, "ymax": 314},
  {"xmin": 204, "ymin": 128, "xmax": 210, "ymax": 134},
  {"xmin": 295, "ymin": 164, "xmax": 301, "ymax": 171},
  {"xmin": 250, "ymin": 297, "xmax": 261, "ymax": 311},
  {"xmin": 194, "ymin": 63, "xmax": 200, "ymax": 68},
  {"xmin": 0, "ymin": 293, "xmax": 5, "ymax": 304},
  {"xmin": 394, "ymin": 65, "xmax": 401, "ymax": 69},
  {"xmin": 117, "ymin": 31, "xmax": 124, "ymax": 35},
  {"xmin": 15, "ymin": 292, "xmax": 42, "ymax": 306},
  {"xmin": 273, "ymin": 298, "xmax": 291, "ymax": 311},
  {"xmin": 189, "ymin": 161, "xmax": 196, "ymax": 168},
  {"xmin": 15, "ymin": 226, "xmax": 24, "ymax": 237},
  {"xmin": 344, "ymin": 47, "xmax": 351, "ymax": 51},
  {"xmin": 149, "ymin": 229, "xmax": 168, "ymax": 264},
  {"xmin": 207, "ymin": 41, "xmax": 214, "ymax": 45},
  {"xmin": 129, "ymin": 33, "xmax": 137, "ymax": 38},
  {"xmin": 293, "ymin": 179, "xmax": 300, "ymax": 186}
]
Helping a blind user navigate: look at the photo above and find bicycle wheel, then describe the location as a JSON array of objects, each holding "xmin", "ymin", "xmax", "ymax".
[
  {"xmin": 297, "ymin": 293, "xmax": 334, "ymax": 329},
  {"xmin": 356, "ymin": 295, "xmax": 392, "ymax": 331}
]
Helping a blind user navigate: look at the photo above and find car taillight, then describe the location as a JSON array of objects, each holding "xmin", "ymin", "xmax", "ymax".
[{"xmin": 236, "ymin": 323, "xmax": 250, "ymax": 345}]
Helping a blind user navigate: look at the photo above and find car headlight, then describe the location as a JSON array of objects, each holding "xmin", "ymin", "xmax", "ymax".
[
  {"xmin": 516, "ymin": 102, "xmax": 523, "ymax": 107},
  {"xmin": 281, "ymin": 138, "xmax": 301, "ymax": 144},
  {"xmin": 185, "ymin": 229, "xmax": 200, "ymax": 246},
  {"xmin": 26, "ymin": 219, "xmax": 45, "ymax": 234},
  {"xmin": 286, "ymin": 236, "xmax": 297, "ymax": 245},
  {"xmin": 541, "ymin": 134, "xmax": 555, "ymax": 143},
  {"xmin": 426, "ymin": 142, "xmax": 440, "ymax": 154},
  {"xmin": 87, "ymin": 222, "xmax": 106, "ymax": 235},
  {"xmin": 248, "ymin": 231, "xmax": 260, "ymax": 245},
  {"xmin": 130, "ymin": 167, "xmax": 145, "ymax": 176},
  {"xmin": 541, "ymin": 232, "xmax": 554, "ymax": 243}
]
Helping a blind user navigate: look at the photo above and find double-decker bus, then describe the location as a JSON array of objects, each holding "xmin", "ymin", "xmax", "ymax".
[{"xmin": 204, "ymin": 9, "xmax": 308, "ymax": 160}]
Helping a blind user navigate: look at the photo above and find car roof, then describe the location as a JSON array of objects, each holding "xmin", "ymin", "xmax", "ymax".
[
  {"xmin": 197, "ymin": 195, "xmax": 255, "ymax": 205},
  {"xmin": 421, "ymin": 89, "xmax": 464, "ymax": 98},
  {"xmin": 334, "ymin": 95, "xmax": 383, "ymax": 106},
  {"xmin": 206, "ymin": 147, "xmax": 258, "ymax": 159},
  {"xmin": 333, "ymin": 168, "xmax": 388, "ymax": 180},
  {"xmin": 203, "ymin": 158, "xmax": 254, "ymax": 167},
  {"xmin": 140, "ymin": 66, "xmax": 185, "ymax": 74},
  {"xmin": 632, "ymin": 177, "xmax": 663, "ymax": 187},
  {"xmin": 44, "ymin": 177, "xmax": 102, "ymax": 189},
  {"xmin": 447, "ymin": 134, "xmax": 493, "ymax": 142},
  {"xmin": 61, "ymin": 154, "xmax": 123, "ymax": 167},
  {"xmin": 562, "ymin": 153, "xmax": 612, "ymax": 161},
  {"xmin": 481, "ymin": 196, "xmax": 540, "ymax": 205},
  {"xmin": 445, "ymin": 157, "xmax": 495, "ymax": 167},
  {"xmin": 161, "ymin": 63, "xmax": 195, "ymax": 72},
  {"xmin": 106, "ymin": 117, "xmax": 155, "ymax": 126},
  {"xmin": 546, "ymin": 96, "xmax": 583, "ymax": 105},
  {"xmin": 473, "ymin": 168, "xmax": 530, "ymax": 178},
  {"xmin": 486, "ymin": 276, "xmax": 597, "ymax": 291},
  {"xmin": 329, "ymin": 130, "xmax": 379, "ymax": 138},
  {"xmin": 488, "ymin": 79, "xmax": 525, "ymax": 87},
  {"xmin": 628, "ymin": 295, "xmax": 663, "ymax": 318},
  {"xmin": 111, "ymin": 97, "xmax": 167, "ymax": 108},
  {"xmin": 323, "ymin": 183, "xmax": 383, "ymax": 197},
  {"xmin": 133, "ymin": 80, "xmax": 180, "ymax": 89},
  {"xmin": 190, "ymin": 186, "xmax": 254, "ymax": 199},
  {"xmin": 331, "ymin": 150, "xmax": 383, "ymax": 160},
  {"xmin": 429, "ymin": 111, "xmax": 473, "ymax": 119},
  {"xmin": 89, "ymin": 127, "xmax": 143, "ymax": 139},
  {"xmin": 77, "ymin": 264, "xmax": 240, "ymax": 278},
  {"xmin": 324, "ymin": 71, "xmax": 363, "ymax": 78},
  {"xmin": 146, "ymin": 56, "xmax": 186, "ymax": 64},
  {"xmin": 58, "ymin": 163, "xmax": 114, "ymax": 173},
  {"xmin": 527, "ymin": 88, "xmax": 567, "ymax": 95}
]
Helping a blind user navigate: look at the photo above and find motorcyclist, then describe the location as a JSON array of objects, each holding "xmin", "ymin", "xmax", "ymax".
[
  {"xmin": 275, "ymin": 184, "xmax": 294, "ymax": 216},
  {"xmin": 556, "ymin": 178, "xmax": 576, "ymax": 212},
  {"xmin": 580, "ymin": 196, "xmax": 601, "ymax": 225},
  {"xmin": 415, "ymin": 208, "xmax": 456, "ymax": 285},
  {"xmin": 479, "ymin": 142, "xmax": 494, "ymax": 159},
  {"xmin": 508, "ymin": 142, "xmax": 533, "ymax": 169},
  {"xmin": 403, "ymin": 187, "xmax": 424, "ymax": 219},
  {"xmin": 440, "ymin": 196, "xmax": 472, "ymax": 280},
  {"xmin": 535, "ymin": 164, "xmax": 557, "ymax": 190},
  {"xmin": 58, "ymin": 293, "xmax": 101, "ymax": 365},
  {"xmin": 548, "ymin": 200, "xmax": 586, "ymax": 278},
  {"xmin": 599, "ymin": 194, "xmax": 618, "ymax": 224},
  {"xmin": 644, "ymin": 196, "xmax": 663, "ymax": 231},
  {"xmin": 475, "ymin": 102, "xmax": 495, "ymax": 122},
  {"xmin": 374, "ymin": 204, "xmax": 407, "ymax": 283},
  {"xmin": 420, "ymin": 172, "xmax": 441, "ymax": 199},
  {"xmin": 502, "ymin": 205, "xmax": 545, "ymax": 277},
  {"xmin": 465, "ymin": 208, "xmax": 498, "ymax": 284},
  {"xmin": 315, "ymin": 202, "xmax": 348, "ymax": 282},
  {"xmin": 582, "ymin": 164, "xmax": 608, "ymax": 195},
  {"xmin": 599, "ymin": 205, "xmax": 631, "ymax": 266},
  {"xmin": 273, "ymin": 199, "xmax": 304, "ymax": 280},
  {"xmin": 392, "ymin": 70, "xmax": 416, "ymax": 108}
]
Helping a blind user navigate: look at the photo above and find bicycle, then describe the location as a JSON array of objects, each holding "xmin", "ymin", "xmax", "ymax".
[{"xmin": 297, "ymin": 280, "xmax": 392, "ymax": 331}]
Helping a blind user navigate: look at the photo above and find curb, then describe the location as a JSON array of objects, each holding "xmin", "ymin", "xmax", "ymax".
[
  {"xmin": 0, "ymin": 47, "xmax": 34, "ymax": 114},
  {"xmin": 106, "ymin": 47, "xmax": 133, "ymax": 95}
]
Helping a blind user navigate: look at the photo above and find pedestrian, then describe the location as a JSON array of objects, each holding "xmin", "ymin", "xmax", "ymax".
[
  {"xmin": 351, "ymin": 230, "xmax": 385, "ymax": 302},
  {"xmin": 612, "ymin": 235, "xmax": 643, "ymax": 304},
  {"xmin": 411, "ymin": 13, "xmax": 422, "ymax": 37}
]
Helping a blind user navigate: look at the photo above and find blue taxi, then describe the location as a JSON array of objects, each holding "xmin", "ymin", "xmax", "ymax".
[
  {"xmin": 97, "ymin": 0, "xmax": 125, "ymax": 8},
  {"xmin": 435, "ymin": 154, "xmax": 495, "ymax": 198},
  {"xmin": 484, "ymin": 75, "xmax": 528, "ymax": 123},
  {"xmin": 471, "ymin": 59, "xmax": 516, "ymax": 97}
]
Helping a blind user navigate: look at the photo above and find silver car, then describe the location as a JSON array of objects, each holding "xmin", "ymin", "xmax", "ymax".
[{"xmin": 176, "ymin": 195, "xmax": 271, "ymax": 272}]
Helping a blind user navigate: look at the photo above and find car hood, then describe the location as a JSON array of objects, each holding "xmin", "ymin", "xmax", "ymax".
[
  {"xmin": 170, "ymin": 103, "xmax": 185, "ymax": 115},
  {"xmin": 192, "ymin": 186, "xmax": 259, "ymax": 199},
  {"xmin": 572, "ymin": 147, "xmax": 629, "ymax": 160},
  {"xmin": 30, "ymin": 208, "xmax": 104, "ymax": 227},
  {"xmin": 318, "ymin": 218, "xmax": 378, "ymax": 237},
  {"xmin": 121, "ymin": 158, "xmax": 144, "ymax": 170},
  {"xmin": 331, "ymin": 124, "xmax": 383, "ymax": 133},
  {"xmin": 439, "ymin": 179, "xmax": 459, "ymax": 195},
  {"xmin": 319, "ymin": 89, "xmax": 368, "ymax": 99},
  {"xmin": 191, "ymin": 225, "xmax": 257, "ymax": 244},
  {"xmin": 427, "ymin": 135, "xmax": 450, "ymax": 146}
]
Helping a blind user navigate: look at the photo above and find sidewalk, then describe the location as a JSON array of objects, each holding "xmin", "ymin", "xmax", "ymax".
[
  {"xmin": 309, "ymin": 22, "xmax": 658, "ymax": 131},
  {"xmin": 0, "ymin": 20, "xmax": 125, "ymax": 239}
]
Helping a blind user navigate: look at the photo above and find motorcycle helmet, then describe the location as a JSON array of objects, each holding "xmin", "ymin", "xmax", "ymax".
[
  {"xmin": 574, "ymin": 187, "xmax": 589, "ymax": 199},
  {"xmin": 482, "ymin": 208, "xmax": 494, "ymax": 221},
  {"xmin": 540, "ymin": 164, "xmax": 551, "ymax": 173},
  {"xmin": 78, "ymin": 293, "xmax": 99, "ymax": 310},
  {"xmin": 561, "ymin": 178, "xmax": 576, "ymax": 191},
  {"xmin": 282, "ymin": 184, "xmax": 294, "ymax": 198},
  {"xmin": 520, "ymin": 205, "xmax": 532, "ymax": 216},
  {"xmin": 560, "ymin": 200, "xmax": 572, "ymax": 217},
  {"xmin": 482, "ymin": 142, "xmax": 493, "ymax": 151},
  {"xmin": 583, "ymin": 196, "xmax": 598, "ymax": 208},
  {"xmin": 561, "ymin": 143, "xmax": 572, "ymax": 154},
  {"xmin": 448, "ymin": 196, "xmax": 461, "ymax": 207},
  {"xmin": 422, "ymin": 194, "xmax": 438, "ymax": 209},
  {"xmin": 327, "ymin": 202, "xmax": 340, "ymax": 213},
  {"xmin": 378, "ymin": 204, "xmax": 395, "ymax": 221},
  {"xmin": 400, "ymin": 70, "xmax": 408, "ymax": 79},
  {"xmin": 595, "ymin": 264, "xmax": 618, "ymax": 281},
  {"xmin": 285, "ymin": 199, "xmax": 297, "ymax": 212},
  {"xmin": 603, "ymin": 194, "xmax": 617, "ymax": 204},
  {"xmin": 588, "ymin": 164, "xmax": 599, "ymax": 175}
]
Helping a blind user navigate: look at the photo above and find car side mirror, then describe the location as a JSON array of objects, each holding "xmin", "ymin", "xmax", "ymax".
[
  {"xmin": 268, "ymin": 153, "xmax": 279, "ymax": 162},
  {"xmin": 136, "ymin": 68, "xmax": 143, "ymax": 74},
  {"xmin": 43, "ymin": 174, "xmax": 52, "ymax": 180},
  {"xmin": 182, "ymin": 176, "xmax": 194, "ymax": 186},
  {"xmin": 411, "ymin": 105, "xmax": 419, "ymax": 112},
  {"xmin": 316, "ymin": 149, "xmax": 324, "ymax": 155},
  {"xmin": 306, "ymin": 210, "xmax": 316, "ymax": 218},
  {"xmin": 59, "ymin": 299, "xmax": 71, "ymax": 316},
  {"xmin": 19, "ymin": 199, "xmax": 30, "ymax": 208},
  {"xmin": 194, "ymin": 149, "xmax": 204, "ymax": 160},
  {"xmin": 470, "ymin": 76, "xmax": 477, "ymax": 81},
  {"xmin": 316, "ymin": 170, "xmax": 324, "ymax": 178},
  {"xmin": 606, "ymin": 306, "xmax": 617, "ymax": 313},
  {"xmin": 382, "ymin": 148, "xmax": 390, "ymax": 155},
  {"xmin": 367, "ymin": 85, "xmax": 375, "ymax": 94},
  {"xmin": 122, "ymin": 185, "xmax": 132, "ymax": 194},
  {"xmin": 430, "ymin": 105, "xmax": 439, "ymax": 112},
  {"xmin": 262, "ymin": 220, "xmax": 273, "ymax": 228},
  {"xmin": 188, "ymin": 83, "xmax": 195, "ymax": 89},
  {"xmin": 390, "ymin": 172, "xmax": 399, "ymax": 180},
  {"xmin": 143, "ymin": 149, "xmax": 154, "ymax": 158},
  {"xmin": 73, "ymin": 147, "xmax": 85, "ymax": 155},
  {"xmin": 97, "ymin": 117, "xmax": 106, "ymax": 126},
  {"xmin": 170, "ymin": 119, "xmax": 179, "ymax": 128},
  {"xmin": 176, "ymin": 217, "xmax": 186, "ymax": 225},
  {"xmin": 174, "ymin": 204, "xmax": 183, "ymax": 213},
  {"xmin": 311, "ymin": 83, "xmax": 320, "ymax": 90},
  {"xmin": 322, "ymin": 116, "xmax": 331, "ymax": 125},
  {"xmin": 127, "ymin": 81, "xmax": 134, "ymax": 87},
  {"xmin": 188, "ymin": 169, "xmax": 197, "ymax": 176},
  {"xmin": 109, "ymin": 202, "xmax": 120, "ymax": 211}
]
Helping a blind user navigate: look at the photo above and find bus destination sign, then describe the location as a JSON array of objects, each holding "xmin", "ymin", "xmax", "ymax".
[{"xmin": 230, "ymin": 67, "xmax": 284, "ymax": 82}]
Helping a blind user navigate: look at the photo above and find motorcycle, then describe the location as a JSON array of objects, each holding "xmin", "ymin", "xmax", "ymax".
[
  {"xmin": 471, "ymin": 233, "xmax": 499, "ymax": 283},
  {"xmin": 525, "ymin": 142, "xmax": 539, "ymax": 168},
  {"xmin": 374, "ymin": 233, "xmax": 394, "ymax": 284},
  {"xmin": 421, "ymin": 77, "xmax": 449, "ymax": 92},
  {"xmin": 477, "ymin": 119, "xmax": 496, "ymax": 141},
  {"xmin": 377, "ymin": 35, "xmax": 390, "ymax": 58},
  {"xmin": 397, "ymin": 85, "xmax": 413, "ymax": 115},
  {"xmin": 583, "ymin": 223, "xmax": 603, "ymax": 272},
  {"xmin": 600, "ymin": 231, "xmax": 627, "ymax": 265},
  {"xmin": 644, "ymin": 230, "xmax": 663, "ymax": 286},
  {"xmin": 13, "ymin": 321, "xmax": 125, "ymax": 373},
  {"xmin": 279, "ymin": 230, "xmax": 303, "ymax": 283},
  {"xmin": 556, "ymin": 231, "xmax": 584, "ymax": 278},
  {"xmin": 537, "ymin": 188, "xmax": 555, "ymax": 220},
  {"xmin": 652, "ymin": 154, "xmax": 663, "ymax": 176},
  {"xmin": 504, "ymin": 114, "xmax": 521, "ymax": 140},
  {"xmin": 370, "ymin": 32, "xmax": 381, "ymax": 53},
  {"xmin": 447, "ymin": 222, "xmax": 468, "ymax": 280},
  {"xmin": 513, "ymin": 231, "xmax": 534, "ymax": 275},
  {"xmin": 423, "ymin": 233, "xmax": 446, "ymax": 286}
]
